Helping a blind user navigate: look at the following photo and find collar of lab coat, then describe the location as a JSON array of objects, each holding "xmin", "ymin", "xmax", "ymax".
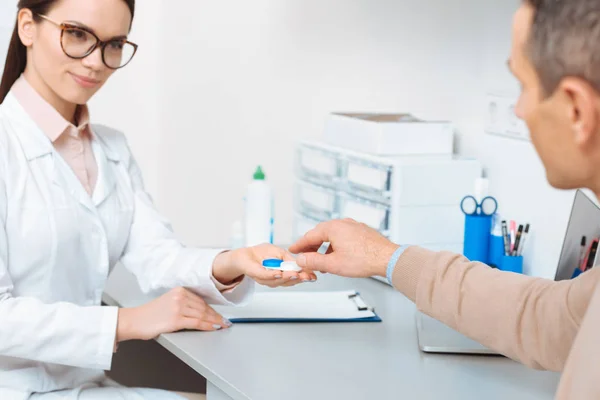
[
  {"xmin": 10, "ymin": 75, "xmax": 92, "ymax": 143},
  {"xmin": 3, "ymin": 93, "xmax": 121, "ymax": 162},
  {"xmin": 3, "ymin": 93, "xmax": 121, "ymax": 210}
]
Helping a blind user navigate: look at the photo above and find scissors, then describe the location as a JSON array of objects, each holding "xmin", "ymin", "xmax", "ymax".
[{"xmin": 460, "ymin": 195, "xmax": 498, "ymax": 216}]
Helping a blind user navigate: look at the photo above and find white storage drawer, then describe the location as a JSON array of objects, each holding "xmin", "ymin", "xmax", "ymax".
[
  {"xmin": 339, "ymin": 195, "xmax": 390, "ymax": 235},
  {"xmin": 295, "ymin": 181, "xmax": 338, "ymax": 221},
  {"xmin": 345, "ymin": 156, "xmax": 392, "ymax": 202},
  {"xmin": 296, "ymin": 144, "xmax": 340, "ymax": 187}
]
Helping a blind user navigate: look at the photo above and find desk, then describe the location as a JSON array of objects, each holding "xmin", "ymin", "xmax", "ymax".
[{"xmin": 103, "ymin": 265, "xmax": 560, "ymax": 400}]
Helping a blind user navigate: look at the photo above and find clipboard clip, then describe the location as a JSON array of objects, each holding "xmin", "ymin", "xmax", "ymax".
[{"xmin": 348, "ymin": 292, "xmax": 373, "ymax": 312}]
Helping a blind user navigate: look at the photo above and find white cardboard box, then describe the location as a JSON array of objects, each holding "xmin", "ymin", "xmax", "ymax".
[{"xmin": 324, "ymin": 113, "xmax": 454, "ymax": 155}]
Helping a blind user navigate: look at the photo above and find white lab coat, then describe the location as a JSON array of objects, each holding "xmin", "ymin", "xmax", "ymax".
[{"xmin": 0, "ymin": 93, "xmax": 253, "ymax": 399}]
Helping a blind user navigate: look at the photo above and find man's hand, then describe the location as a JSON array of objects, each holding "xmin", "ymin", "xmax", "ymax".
[{"xmin": 289, "ymin": 219, "xmax": 400, "ymax": 278}]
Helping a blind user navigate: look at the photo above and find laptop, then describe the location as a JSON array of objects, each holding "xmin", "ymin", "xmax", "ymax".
[
  {"xmin": 417, "ymin": 189, "xmax": 600, "ymax": 354},
  {"xmin": 555, "ymin": 190, "xmax": 600, "ymax": 280}
]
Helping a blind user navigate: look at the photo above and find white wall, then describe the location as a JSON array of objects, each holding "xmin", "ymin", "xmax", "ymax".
[
  {"xmin": 0, "ymin": 3, "xmax": 16, "ymax": 72},
  {"xmin": 156, "ymin": 0, "xmax": 487, "ymax": 249},
  {"xmin": 104, "ymin": 0, "xmax": 572, "ymax": 278}
]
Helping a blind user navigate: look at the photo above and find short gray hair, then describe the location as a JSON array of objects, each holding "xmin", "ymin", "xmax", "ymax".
[{"xmin": 525, "ymin": 0, "xmax": 600, "ymax": 96}]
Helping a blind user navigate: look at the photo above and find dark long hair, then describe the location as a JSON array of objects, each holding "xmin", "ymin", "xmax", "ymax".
[{"xmin": 0, "ymin": 0, "xmax": 136, "ymax": 103}]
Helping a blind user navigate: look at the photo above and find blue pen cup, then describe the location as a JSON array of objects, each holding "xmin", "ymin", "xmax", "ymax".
[
  {"xmin": 488, "ymin": 234, "xmax": 505, "ymax": 268},
  {"xmin": 501, "ymin": 256, "xmax": 523, "ymax": 274},
  {"xmin": 463, "ymin": 214, "xmax": 492, "ymax": 264}
]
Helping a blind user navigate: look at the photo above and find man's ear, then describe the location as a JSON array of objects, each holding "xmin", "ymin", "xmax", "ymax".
[
  {"xmin": 559, "ymin": 77, "xmax": 599, "ymax": 147},
  {"xmin": 18, "ymin": 9, "xmax": 36, "ymax": 47}
]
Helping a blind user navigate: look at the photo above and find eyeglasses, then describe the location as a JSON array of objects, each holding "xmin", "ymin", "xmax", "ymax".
[{"xmin": 36, "ymin": 14, "xmax": 138, "ymax": 70}]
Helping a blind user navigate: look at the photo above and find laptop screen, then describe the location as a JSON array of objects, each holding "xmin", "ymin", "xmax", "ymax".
[{"xmin": 555, "ymin": 190, "xmax": 600, "ymax": 281}]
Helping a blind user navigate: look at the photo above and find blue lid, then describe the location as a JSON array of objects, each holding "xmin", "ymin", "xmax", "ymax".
[{"xmin": 262, "ymin": 259, "xmax": 283, "ymax": 268}]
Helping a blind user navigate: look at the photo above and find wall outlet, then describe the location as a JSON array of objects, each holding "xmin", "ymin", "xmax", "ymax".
[{"xmin": 485, "ymin": 93, "xmax": 530, "ymax": 141}]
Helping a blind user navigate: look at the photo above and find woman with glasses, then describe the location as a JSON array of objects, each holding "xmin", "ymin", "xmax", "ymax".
[{"xmin": 0, "ymin": 0, "xmax": 316, "ymax": 399}]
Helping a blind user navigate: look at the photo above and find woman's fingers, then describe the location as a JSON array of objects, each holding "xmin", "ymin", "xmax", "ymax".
[
  {"xmin": 182, "ymin": 304, "xmax": 224, "ymax": 323},
  {"xmin": 183, "ymin": 290, "xmax": 230, "ymax": 327},
  {"xmin": 180, "ymin": 317, "xmax": 226, "ymax": 332}
]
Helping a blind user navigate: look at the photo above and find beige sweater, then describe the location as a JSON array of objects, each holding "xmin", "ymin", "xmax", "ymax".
[{"xmin": 392, "ymin": 246, "xmax": 600, "ymax": 399}]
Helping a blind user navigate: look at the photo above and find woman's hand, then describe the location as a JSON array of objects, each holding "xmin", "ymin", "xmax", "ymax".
[
  {"xmin": 212, "ymin": 244, "xmax": 318, "ymax": 288},
  {"xmin": 116, "ymin": 287, "xmax": 230, "ymax": 342}
]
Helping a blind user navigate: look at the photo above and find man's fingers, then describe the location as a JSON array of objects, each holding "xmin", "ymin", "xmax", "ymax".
[
  {"xmin": 289, "ymin": 236, "xmax": 324, "ymax": 254},
  {"xmin": 289, "ymin": 223, "xmax": 331, "ymax": 254},
  {"xmin": 296, "ymin": 252, "xmax": 335, "ymax": 273},
  {"xmin": 289, "ymin": 244, "xmax": 322, "ymax": 254}
]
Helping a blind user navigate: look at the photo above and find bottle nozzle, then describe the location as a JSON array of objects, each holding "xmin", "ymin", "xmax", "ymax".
[{"xmin": 253, "ymin": 166, "xmax": 265, "ymax": 180}]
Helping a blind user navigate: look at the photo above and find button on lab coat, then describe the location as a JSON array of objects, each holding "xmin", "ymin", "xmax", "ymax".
[{"xmin": 0, "ymin": 93, "xmax": 253, "ymax": 398}]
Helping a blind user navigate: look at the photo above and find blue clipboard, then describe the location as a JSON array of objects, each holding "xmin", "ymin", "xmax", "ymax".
[
  {"xmin": 229, "ymin": 315, "xmax": 382, "ymax": 323},
  {"xmin": 215, "ymin": 291, "xmax": 382, "ymax": 324}
]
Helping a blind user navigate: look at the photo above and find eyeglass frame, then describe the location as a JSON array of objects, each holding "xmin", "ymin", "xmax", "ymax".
[{"xmin": 35, "ymin": 14, "xmax": 139, "ymax": 70}]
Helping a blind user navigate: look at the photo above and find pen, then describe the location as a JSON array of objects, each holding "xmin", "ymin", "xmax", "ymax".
[
  {"xmin": 579, "ymin": 236, "xmax": 587, "ymax": 270},
  {"xmin": 510, "ymin": 220, "xmax": 517, "ymax": 253},
  {"xmin": 501, "ymin": 220, "xmax": 511, "ymax": 256},
  {"xmin": 318, "ymin": 242, "xmax": 330, "ymax": 255},
  {"xmin": 591, "ymin": 240, "xmax": 600, "ymax": 270},
  {"xmin": 517, "ymin": 224, "xmax": 530, "ymax": 256},
  {"xmin": 585, "ymin": 239, "xmax": 599, "ymax": 271},
  {"xmin": 512, "ymin": 225, "xmax": 524, "ymax": 256}
]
